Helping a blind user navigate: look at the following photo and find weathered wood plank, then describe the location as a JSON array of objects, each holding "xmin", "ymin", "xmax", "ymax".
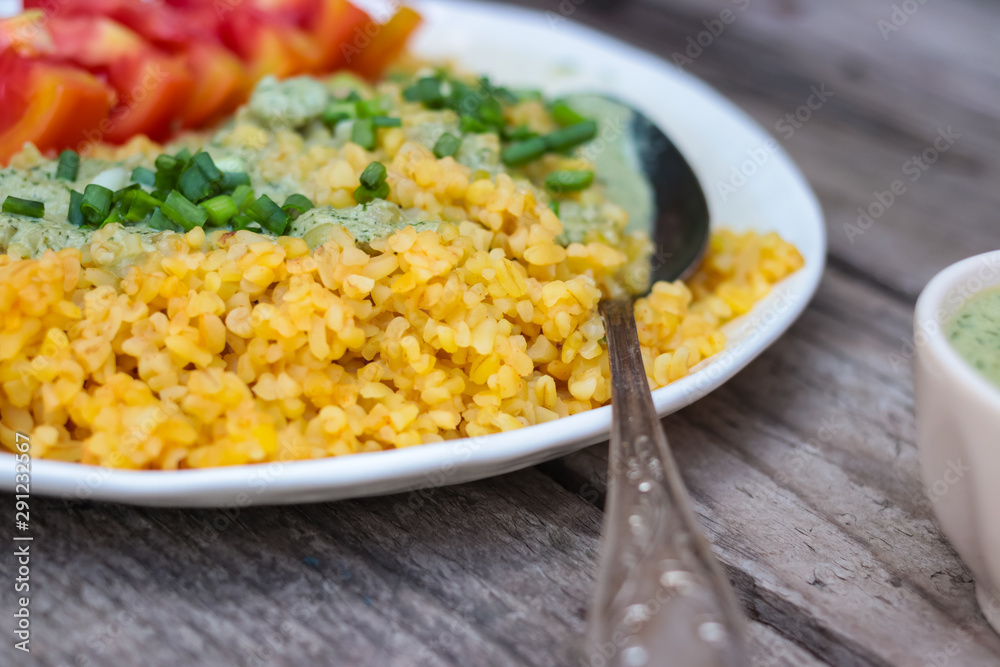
[
  {"xmin": 541, "ymin": 264, "xmax": 1000, "ymax": 665},
  {"xmin": 2, "ymin": 468, "xmax": 815, "ymax": 667}
]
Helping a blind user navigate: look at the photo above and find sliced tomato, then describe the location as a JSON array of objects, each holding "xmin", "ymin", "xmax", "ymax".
[
  {"xmin": 307, "ymin": 0, "xmax": 374, "ymax": 72},
  {"xmin": 42, "ymin": 16, "xmax": 195, "ymax": 143},
  {"xmin": 179, "ymin": 44, "xmax": 250, "ymax": 128},
  {"xmin": 0, "ymin": 52, "xmax": 114, "ymax": 164},
  {"xmin": 214, "ymin": 11, "xmax": 318, "ymax": 80},
  {"xmin": 347, "ymin": 7, "xmax": 422, "ymax": 80},
  {"xmin": 0, "ymin": 10, "xmax": 55, "ymax": 57}
]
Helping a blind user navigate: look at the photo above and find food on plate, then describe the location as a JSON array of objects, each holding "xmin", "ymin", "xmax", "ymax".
[
  {"xmin": 947, "ymin": 287, "xmax": 1000, "ymax": 388},
  {"xmin": 0, "ymin": 1, "xmax": 416, "ymax": 163},
  {"xmin": 0, "ymin": 48, "xmax": 803, "ymax": 468}
]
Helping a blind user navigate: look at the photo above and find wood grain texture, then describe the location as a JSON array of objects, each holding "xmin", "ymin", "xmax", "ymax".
[{"xmin": 4, "ymin": 0, "xmax": 1000, "ymax": 665}]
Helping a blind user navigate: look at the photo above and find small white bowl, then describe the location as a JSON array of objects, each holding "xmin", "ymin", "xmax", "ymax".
[{"xmin": 915, "ymin": 249, "xmax": 1000, "ymax": 632}]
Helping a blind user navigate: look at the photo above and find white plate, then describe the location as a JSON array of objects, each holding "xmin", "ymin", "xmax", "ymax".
[{"xmin": 2, "ymin": 0, "xmax": 826, "ymax": 506}]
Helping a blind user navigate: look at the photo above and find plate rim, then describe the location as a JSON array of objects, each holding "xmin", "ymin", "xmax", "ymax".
[{"xmin": 1, "ymin": 0, "xmax": 827, "ymax": 506}]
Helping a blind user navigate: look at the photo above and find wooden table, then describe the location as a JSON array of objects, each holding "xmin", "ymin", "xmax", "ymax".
[{"xmin": 9, "ymin": 1, "xmax": 1000, "ymax": 665}]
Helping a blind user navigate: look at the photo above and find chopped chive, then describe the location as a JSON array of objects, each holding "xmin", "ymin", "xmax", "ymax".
[
  {"xmin": 119, "ymin": 190, "xmax": 162, "ymax": 223},
  {"xmin": 231, "ymin": 184, "xmax": 255, "ymax": 210},
  {"xmin": 178, "ymin": 164, "xmax": 217, "ymax": 203},
  {"xmin": 433, "ymin": 133, "xmax": 462, "ymax": 159},
  {"xmin": 112, "ymin": 183, "xmax": 141, "ymax": 203},
  {"xmin": 322, "ymin": 100, "xmax": 358, "ymax": 128},
  {"xmin": 352, "ymin": 118, "xmax": 376, "ymax": 151},
  {"xmin": 67, "ymin": 190, "xmax": 85, "ymax": 226},
  {"xmin": 459, "ymin": 115, "xmax": 489, "ymax": 134},
  {"xmin": 354, "ymin": 184, "xmax": 389, "ymax": 205},
  {"xmin": 155, "ymin": 154, "xmax": 181, "ymax": 172},
  {"xmin": 504, "ymin": 125, "xmax": 538, "ymax": 142},
  {"xmin": 281, "ymin": 193, "xmax": 314, "ymax": 220},
  {"xmin": 551, "ymin": 100, "xmax": 586, "ymax": 127},
  {"xmin": 500, "ymin": 136, "xmax": 548, "ymax": 167},
  {"xmin": 3, "ymin": 196, "xmax": 44, "ymax": 218},
  {"xmin": 81, "ymin": 184, "xmax": 113, "ymax": 224},
  {"xmin": 200, "ymin": 194, "xmax": 238, "ymax": 227},
  {"xmin": 246, "ymin": 194, "xmax": 288, "ymax": 235},
  {"xmin": 548, "ymin": 200, "xmax": 560, "ymax": 217},
  {"xmin": 190, "ymin": 152, "xmax": 222, "ymax": 184},
  {"xmin": 544, "ymin": 120, "xmax": 598, "ymax": 153},
  {"xmin": 147, "ymin": 207, "xmax": 181, "ymax": 232},
  {"xmin": 357, "ymin": 97, "xmax": 386, "ymax": 118},
  {"xmin": 359, "ymin": 161, "xmax": 387, "ymax": 191},
  {"xmin": 545, "ymin": 169, "xmax": 594, "ymax": 193},
  {"xmin": 412, "ymin": 77, "xmax": 445, "ymax": 108},
  {"xmin": 477, "ymin": 97, "xmax": 504, "ymax": 128},
  {"xmin": 174, "ymin": 148, "xmax": 191, "ymax": 162},
  {"xmin": 131, "ymin": 166, "xmax": 156, "ymax": 187},
  {"xmin": 102, "ymin": 207, "xmax": 122, "ymax": 227},
  {"xmin": 55, "ymin": 150, "xmax": 79, "ymax": 181},
  {"xmin": 231, "ymin": 212, "xmax": 254, "ymax": 231},
  {"xmin": 372, "ymin": 116, "xmax": 402, "ymax": 128},
  {"xmin": 161, "ymin": 190, "xmax": 208, "ymax": 231},
  {"xmin": 220, "ymin": 171, "xmax": 251, "ymax": 191}
]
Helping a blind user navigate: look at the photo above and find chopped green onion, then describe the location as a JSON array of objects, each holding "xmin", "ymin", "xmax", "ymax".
[
  {"xmin": 504, "ymin": 125, "xmax": 538, "ymax": 142},
  {"xmin": 359, "ymin": 161, "xmax": 387, "ymax": 190},
  {"xmin": 200, "ymin": 195, "xmax": 238, "ymax": 227},
  {"xmin": 178, "ymin": 165, "xmax": 215, "ymax": 203},
  {"xmin": 545, "ymin": 169, "xmax": 594, "ymax": 193},
  {"xmin": 459, "ymin": 115, "xmax": 489, "ymax": 134},
  {"xmin": 220, "ymin": 171, "xmax": 251, "ymax": 191},
  {"xmin": 67, "ymin": 190, "xmax": 85, "ymax": 226},
  {"xmin": 112, "ymin": 183, "xmax": 141, "ymax": 203},
  {"xmin": 3, "ymin": 196, "xmax": 44, "ymax": 218},
  {"xmin": 354, "ymin": 184, "xmax": 388, "ymax": 205},
  {"xmin": 81, "ymin": 184, "xmax": 113, "ymax": 224},
  {"xmin": 231, "ymin": 184, "xmax": 255, "ymax": 210},
  {"xmin": 357, "ymin": 97, "xmax": 386, "ymax": 118},
  {"xmin": 55, "ymin": 150, "xmax": 79, "ymax": 181},
  {"xmin": 551, "ymin": 100, "xmax": 586, "ymax": 127},
  {"xmin": 354, "ymin": 161, "xmax": 389, "ymax": 205},
  {"xmin": 102, "ymin": 207, "xmax": 122, "ymax": 227},
  {"xmin": 351, "ymin": 118, "xmax": 376, "ymax": 151},
  {"xmin": 246, "ymin": 194, "xmax": 289, "ymax": 235},
  {"xmin": 174, "ymin": 148, "xmax": 192, "ymax": 162},
  {"xmin": 501, "ymin": 136, "xmax": 548, "ymax": 167},
  {"xmin": 131, "ymin": 166, "xmax": 156, "ymax": 187},
  {"xmin": 477, "ymin": 97, "xmax": 504, "ymax": 128},
  {"xmin": 119, "ymin": 190, "xmax": 162, "ymax": 223},
  {"xmin": 372, "ymin": 116, "xmax": 402, "ymax": 128},
  {"xmin": 322, "ymin": 100, "xmax": 358, "ymax": 128},
  {"xmin": 411, "ymin": 77, "xmax": 445, "ymax": 108},
  {"xmin": 281, "ymin": 193, "xmax": 314, "ymax": 220},
  {"xmin": 544, "ymin": 120, "xmax": 598, "ymax": 153},
  {"xmin": 548, "ymin": 200, "xmax": 560, "ymax": 217},
  {"xmin": 155, "ymin": 154, "xmax": 181, "ymax": 172},
  {"xmin": 190, "ymin": 152, "xmax": 222, "ymax": 183},
  {"xmin": 147, "ymin": 208, "xmax": 181, "ymax": 232},
  {"xmin": 161, "ymin": 190, "xmax": 208, "ymax": 231},
  {"xmin": 433, "ymin": 133, "xmax": 462, "ymax": 159},
  {"xmin": 154, "ymin": 154, "xmax": 184, "ymax": 191},
  {"xmin": 344, "ymin": 90, "xmax": 362, "ymax": 102}
]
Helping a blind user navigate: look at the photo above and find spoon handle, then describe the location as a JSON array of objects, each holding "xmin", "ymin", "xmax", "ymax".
[{"xmin": 588, "ymin": 299, "xmax": 747, "ymax": 667}]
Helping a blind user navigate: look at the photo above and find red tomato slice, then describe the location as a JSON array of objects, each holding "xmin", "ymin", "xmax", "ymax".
[
  {"xmin": 42, "ymin": 16, "xmax": 196, "ymax": 143},
  {"xmin": 0, "ymin": 52, "xmax": 114, "ymax": 164},
  {"xmin": 348, "ymin": 7, "xmax": 422, "ymax": 80}
]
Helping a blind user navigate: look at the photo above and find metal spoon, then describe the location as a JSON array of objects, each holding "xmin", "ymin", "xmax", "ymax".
[{"xmin": 561, "ymin": 94, "xmax": 747, "ymax": 667}]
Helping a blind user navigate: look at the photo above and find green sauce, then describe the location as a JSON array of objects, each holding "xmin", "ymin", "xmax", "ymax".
[{"xmin": 947, "ymin": 287, "xmax": 1000, "ymax": 388}]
